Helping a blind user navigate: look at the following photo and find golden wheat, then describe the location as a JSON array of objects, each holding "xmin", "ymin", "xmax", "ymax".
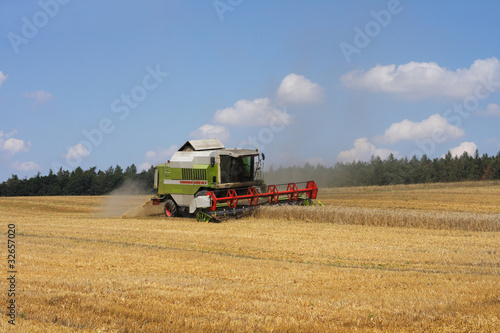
[
  {"xmin": 319, "ymin": 180, "xmax": 500, "ymax": 214},
  {"xmin": 253, "ymin": 205, "xmax": 500, "ymax": 231},
  {"xmin": 0, "ymin": 182, "xmax": 499, "ymax": 332}
]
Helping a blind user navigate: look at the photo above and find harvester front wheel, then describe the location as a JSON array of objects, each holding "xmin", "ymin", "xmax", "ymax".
[{"xmin": 164, "ymin": 199, "xmax": 178, "ymax": 217}]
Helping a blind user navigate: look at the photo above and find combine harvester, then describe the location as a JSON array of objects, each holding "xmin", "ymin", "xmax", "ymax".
[{"xmin": 151, "ymin": 139, "xmax": 318, "ymax": 222}]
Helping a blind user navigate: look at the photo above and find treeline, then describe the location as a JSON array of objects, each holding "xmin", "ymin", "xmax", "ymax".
[
  {"xmin": 264, "ymin": 150, "xmax": 500, "ymax": 187},
  {"xmin": 0, "ymin": 165, "xmax": 156, "ymax": 197},
  {"xmin": 1, "ymin": 150, "xmax": 500, "ymax": 196}
]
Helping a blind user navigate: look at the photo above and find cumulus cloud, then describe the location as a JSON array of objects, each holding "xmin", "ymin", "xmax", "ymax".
[
  {"xmin": 277, "ymin": 73, "xmax": 324, "ymax": 105},
  {"xmin": 475, "ymin": 103, "xmax": 500, "ymax": 117},
  {"xmin": 338, "ymin": 138, "xmax": 398, "ymax": 162},
  {"xmin": 340, "ymin": 57, "xmax": 500, "ymax": 99},
  {"xmin": 0, "ymin": 129, "xmax": 18, "ymax": 139},
  {"xmin": 23, "ymin": 90, "xmax": 53, "ymax": 107},
  {"xmin": 374, "ymin": 114, "xmax": 465, "ymax": 145},
  {"xmin": 11, "ymin": 161, "xmax": 41, "ymax": 171},
  {"xmin": 0, "ymin": 130, "xmax": 31, "ymax": 155},
  {"xmin": 0, "ymin": 138, "xmax": 31, "ymax": 154},
  {"xmin": 139, "ymin": 145, "xmax": 178, "ymax": 171},
  {"xmin": 445, "ymin": 142, "xmax": 478, "ymax": 158},
  {"xmin": 194, "ymin": 73, "xmax": 319, "ymax": 142},
  {"xmin": 190, "ymin": 124, "xmax": 230, "ymax": 143},
  {"xmin": 0, "ymin": 71, "xmax": 7, "ymax": 88},
  {"xmin": 213, "ymin": 97, "xmax": 292, "ymax": 127},
  {"xmin": 63, "ymin": 143, "xmax": 90, "ymax": 160}
]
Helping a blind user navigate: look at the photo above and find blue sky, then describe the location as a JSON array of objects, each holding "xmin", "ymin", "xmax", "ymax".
[{"xmin": 1, "ymin": 0, "xmax": 500, "ymax": 181}]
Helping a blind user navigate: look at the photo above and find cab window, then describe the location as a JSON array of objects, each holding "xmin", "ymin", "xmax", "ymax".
[{"xmin": 220, "ymin": 156, "xmax": 254, "ymax": 183}]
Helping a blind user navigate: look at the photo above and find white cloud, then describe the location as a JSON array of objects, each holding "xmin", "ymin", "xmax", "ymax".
[
  {"xmin": 23, "ymin": 90, "xmax": 53, "ymax": 107},
  {"xmin": 198, "ymin": 73, "xmax": 318, "ymax": 143},
  {"xmin": 11, "ymin": 161, "xmax": 41, "ymax": 172},
  {"xmin": 0, "ymin": 71, "xmax": 7, "ymax": 88},
  {"xmin": 139, "ymin": 145, "xmax": 178, "ymax": 171},
  {"xmin": 190, "ymin": 124, "xmax": 230, "ymax": 143},
  {"xmin": 340, "ymin": 57, "xmax": 500, "ymax": 99},
  {"xmin": 338, "ymin": 138, "xmax": 398, "ymax": 162},
  {"xmin": 213, "ymin": 97, "xmax": 292, "ymax": 127},
  {"xmin": 277, "ymin": 73, "xmax": 324, "ymax": 105},
  {"xmin": 0, "ymin": 130, "xmax": 30, "ymax": 155},
  {"xmin": 374, "ymin": 114, "xmax": 465, "ymax": 145},
  {"xmin": 0, "ymin": 137, "xmax": 31, "ymax": 154},
  {"xmin": 63, "ymin": 143, "xmax": 90, "ymax": 160},
  {"xmin": 475, "ymin": 103, "xmax": 500, "ymax": 117},
  {"xmin": 445, "ymin": 142, "xmax": 478, "ymax": 158},
  {"xmin": 0, "ymin": 129, "xmax": 18, "ymax": 139}
]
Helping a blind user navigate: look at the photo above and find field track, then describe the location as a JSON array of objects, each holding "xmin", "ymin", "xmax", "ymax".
[{"xmin": 1, "ymin": 181, "xmax": 499, "ymax": 332}]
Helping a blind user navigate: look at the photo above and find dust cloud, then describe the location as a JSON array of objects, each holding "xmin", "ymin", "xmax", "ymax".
[{"xmin": 97, "ymin": 180, "xmax": 163, "ymax": 218}]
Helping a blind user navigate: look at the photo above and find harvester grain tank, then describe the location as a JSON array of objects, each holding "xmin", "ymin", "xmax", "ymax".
[{"xmin": 151, "ymin": 139, "xmax": 318, "ymax": 221}]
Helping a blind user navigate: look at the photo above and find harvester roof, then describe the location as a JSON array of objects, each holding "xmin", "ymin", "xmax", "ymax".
[
  {"xmin": 179, "ymin": 138, "xmax": 225, "ymax": 151},
  {"xmin": 167, "ymin": 139, "xmax": 259, "ymax": 168},
  {"xmin": 220, "ymin": 149, "xmax": 259, "ymax": 157}
]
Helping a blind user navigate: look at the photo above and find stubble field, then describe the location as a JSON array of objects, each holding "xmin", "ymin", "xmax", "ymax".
[{"xmin": 1, "ymin": 181, "xmax": 499, "ymax": 332}]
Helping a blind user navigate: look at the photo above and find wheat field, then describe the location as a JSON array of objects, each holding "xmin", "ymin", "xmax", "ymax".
[{"xmin": 1, "ymin": 181, "xmax": 499, "ymax": 332}]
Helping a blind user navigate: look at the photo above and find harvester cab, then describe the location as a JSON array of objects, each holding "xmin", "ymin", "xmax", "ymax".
[{"xmin": 151, "ymin": 139, "xmax": 318, "ymax": 222}]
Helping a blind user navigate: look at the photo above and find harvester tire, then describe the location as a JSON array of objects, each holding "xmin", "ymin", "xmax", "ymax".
[{"xmin": 164, "ymin": 199, "xmax": 178, "ymax": 217}]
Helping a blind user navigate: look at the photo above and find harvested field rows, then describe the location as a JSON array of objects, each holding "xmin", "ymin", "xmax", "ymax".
[{"xmin": 0, "ymin": 181, "xmax": 499, "ymax": 332}]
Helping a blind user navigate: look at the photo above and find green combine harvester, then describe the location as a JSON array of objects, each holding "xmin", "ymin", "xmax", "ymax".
[{"xmin": 151, "ymin": 139, "xmax": 318, "ymax": 222}]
